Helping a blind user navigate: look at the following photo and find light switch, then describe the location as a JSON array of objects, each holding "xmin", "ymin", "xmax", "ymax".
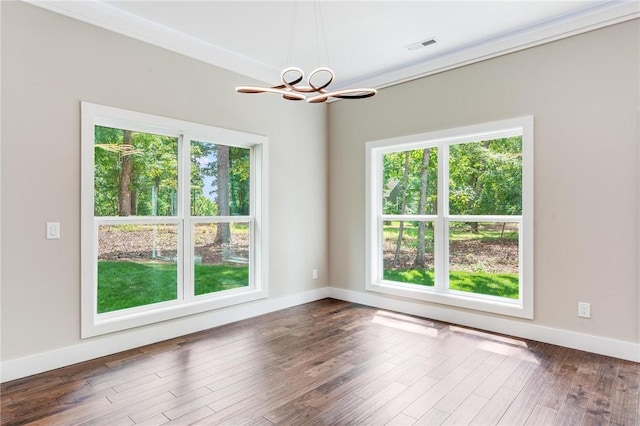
[{"xmin": 47, "ymin": 222, "xmax": 60, "ymax": 240}]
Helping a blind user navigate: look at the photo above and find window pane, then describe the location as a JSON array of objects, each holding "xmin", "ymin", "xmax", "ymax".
[
  {"xmin": 449, "ymin": 137, "xmax": 522, "ymax": 215},
  {"xmin": 448, "ymin": 222, "xmax": 519, "ymax": 299},
  {"xmin": 382, "ymin": 221, "xmax": 435, "ymax": 287},
  {"xmin": 97, "ymin": 224, "xmax": 178, "ymax": 313},
  {"xmin": 191, "ymin": 141, "xmax": 250, "ymax": 216},
  {"xmin": 94, "ymin": 126, "xmax": 178, "ymax": 217},
  {"xmin": 382, "ymin": 148, "xmax": 437, "ymax": 215},
  {"xmin": 193, "ymin": 222, "xmax": 250, "ymax": 296}
]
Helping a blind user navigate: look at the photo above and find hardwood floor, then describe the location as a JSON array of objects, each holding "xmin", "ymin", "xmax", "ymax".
[{"xmin": 1, "ymin": 299, "xmax": 638, "ymax": 425}]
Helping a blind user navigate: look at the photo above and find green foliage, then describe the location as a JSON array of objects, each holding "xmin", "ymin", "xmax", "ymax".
[
  {"xmin": 449, "ymin": 137, "xmax": 522, "ymax": 215},
  {"xmin": 383, "ymin": 148, "xmax": 437, "ymax": 215},
  {"xmin": 94, "ymin": 127, "xmax": 122, "ymax": 216},
  {"xmin": 190, "ymin": 141, "xmax": 217, "ymax": 216},
  {"xmin": 229, "ymin": 147, "xmax": 250, "ymax": 215},
  {"xmin": 94, "ymin": 126, "xmax": 178, "ymax": 216},
  {"xmin": 381, "ymin": 137, "xmax": 522, "ymax": 216},
  {"xmin": 132, "ymin": 132, "xmax": 179, "ymax": 216},
  {"xmin": 190, "ymin": 141, "xmax": 250, "ymax": 216},
  {"xmin": 94, "ymin": 127, "xmax": 251, "ymax": 218},
  {"xmin": 97, "ymin": 261, "xmax": 249, "ymax": 313}
]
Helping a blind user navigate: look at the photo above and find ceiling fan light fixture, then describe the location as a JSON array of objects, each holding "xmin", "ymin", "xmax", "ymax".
[
  {"xmin": 236, "ymin": 85, "xmax": 307, "ymax": 101},
  {"xmin": 236, "ymin": 66, "xmax": 376, "ymax": 104},
  {"xmin": 235, "ymin": 2, "xmax": 376, "ymax": 104},
  {"xmin": 307, "ymin": 87, "xmax": 377, "ymax": 104}
]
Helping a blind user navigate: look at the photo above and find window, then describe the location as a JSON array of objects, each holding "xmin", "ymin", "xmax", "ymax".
[
  {"xmin": 366, "ymin": 117, "xmax": 533, "ymax": 318},
  {"xmin": 81, "ymin": 103, "xmax": 268, "ymax": 337}
]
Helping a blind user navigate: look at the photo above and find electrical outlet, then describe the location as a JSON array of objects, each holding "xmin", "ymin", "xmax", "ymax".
[
  {"xmin": 578, "ymin": 302, "xmax": 590, "ymax": 318},
  {"xmin": 312, "ymin": 269, "xmax": 318, "ymax": 280}
]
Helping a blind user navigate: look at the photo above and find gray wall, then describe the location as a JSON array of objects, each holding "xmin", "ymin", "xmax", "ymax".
[
  {"xmin": 328, "ymin": 20, "xmax": 640, "ymax": 344},
  {"xmin": 1, "ymin": 2, "xmax": 328, "ymax": 361}
]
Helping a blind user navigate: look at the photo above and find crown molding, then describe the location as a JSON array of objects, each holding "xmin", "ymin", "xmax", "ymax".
[
  {"xmin": 24, "ymin": 0, "xmax": 640, "ymax": 91},
  {"xmin": 23, "ymin": 0, "xmax": 280, "ymax": 84}
]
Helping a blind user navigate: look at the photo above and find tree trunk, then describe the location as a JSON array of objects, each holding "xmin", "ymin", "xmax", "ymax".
[
  {"xmin": 393, "ymin": 151, "xmax": 410, "ymax": 266},
  {"xmin": 215, "ymin": 145, "xmax": 231, "ymax": 244},
  {"xmin": 130, "ymin": 190, "xmax": 137, "ymax": 215},
  {"xmin": 414, "ymin": 148, "xmax": 430, "ymax": 268},
  {"xmin": 118, "ymin": 130, "xmax": 133, "ymax": 216}
]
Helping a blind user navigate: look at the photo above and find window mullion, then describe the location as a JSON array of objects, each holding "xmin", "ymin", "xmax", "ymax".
[
  {"xmin": 250, "ymin": 145, "xmax": 260, "ymax": 290},
  {"xmin": 94, "ymin": 217, "xmax": 181, "ymax": 225},
  {"xmin": 181, "ymin": 134, "xmax": 193, "ymax": 301},
  {"xmin": 448, "ymin": 215, "xmax": 523, "ymax": 222},
  {"xmin": 196, "ymin": 216, "xmax": 253, "ymax": 223},
  {"xmin": 381, "ymin": 214, "xmax": 438, "ymax": 221},
  {"xmin": 435, "ymin": 141, "xmax": 448, "ymax": 292},
  {"xmin": 375, "ymin": 152, "xmax": 384, "ymax": 282}
]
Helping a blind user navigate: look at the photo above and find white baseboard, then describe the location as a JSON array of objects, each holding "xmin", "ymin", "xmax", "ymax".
[
  {"xmin": 328, "ymin": 287, "xmax": 640, "ymax": 363},
  {"xmin": 2, "ymin": 285, "xmax": 637, "ymax": 383},
  {"xmin": 0, "ymin": 287, "xmax": 331, "ymax": 383}
]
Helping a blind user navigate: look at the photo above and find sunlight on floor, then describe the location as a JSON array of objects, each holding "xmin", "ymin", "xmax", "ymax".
[
  {"xmin": 371, "ymin": 310, "xmax": 447, "ymax": 337},
  {"xmin": 371, "ymin": 310, "xmax": 540, "ymax": 364},
  {"xmin": 449, "ymin": 325, "xmax": 539, "ymax": 363}
]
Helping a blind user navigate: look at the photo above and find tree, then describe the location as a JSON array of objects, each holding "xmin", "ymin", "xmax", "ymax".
[
  {"xmin": 118, "ymin": 130, "xmax": 133, "ymax": 216},
  {"xmin": 94, "ymin": 126, "xmax": 178, "ymax": 217},
  {"xmin": 393, "ymin": 151, "xmax": 410, "ymax": 266},
  {"xmin": 413, "ymin": 148, "xmax": 431, "ymax": 268},
  {"xmin": 448, "ymin": 137, "xmax": 522, "ymax": 233},
  {"xmin": 190, "ymin": 141, "xmax": 217, "ymax": 216},
  {"xmin": 94, "ymin": 127, "xmax": 122, "ymax": 216},
  {"xmin": 135, "ymin": 133, "xmax": 178, "ymax": 216},
  {"xmin": 94, "ymin": 127, "xmax": 253, "ymax": 225},
  {"xmin": 229, "ymin": 147, "xmax": 250, "ymax": 215},
  {"xmin": 214, "ymin": 145, "xmax": 231, "ymax": 244}
]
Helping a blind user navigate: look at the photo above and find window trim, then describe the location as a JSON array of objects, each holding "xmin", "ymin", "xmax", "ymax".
[
  {"xmin": 365, "ymin": 117, "xmax": 533, "ymax": 319},
  {"xmin": 81, "ymin": 102, "xmax": 268, "ymax": 337}
]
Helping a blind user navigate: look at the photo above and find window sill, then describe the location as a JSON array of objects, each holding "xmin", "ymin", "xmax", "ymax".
[{"xmin": 82, "ymin": 287, "xmax": 267, "ymax": 338}]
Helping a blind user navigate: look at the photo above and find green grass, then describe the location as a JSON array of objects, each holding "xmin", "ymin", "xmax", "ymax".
[
  {"xmin": 383, "ymin": 269, "xmax": 519, "ymax": 299},
  {"xmin": 449, "ymin": 271, "xmax": 519, "ymax": 298},
  {"xmin": 194, "ymin": 263, "xmax": 248, "ymax": 295},
  {"xmin": 384, "ymin": 268, "xmax": 435, "ymax": 286},
  {"xmin": 97, "ymin": 261, "xmax": 248, "ymax": 313}
]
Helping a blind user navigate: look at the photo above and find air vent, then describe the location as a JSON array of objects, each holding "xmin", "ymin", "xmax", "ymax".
[{"xmin": 406, "ymin": 38, "xmax": 437, "ymax": 51}]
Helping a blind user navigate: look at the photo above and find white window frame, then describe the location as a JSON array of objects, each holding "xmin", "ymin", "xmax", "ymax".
[
  {"xmin": 81, "ymin": 102, "xmax": 268, "ymax": 337},
  {"xmin": 365, "ymin": 117, "xmax": 533, "ymax": 319}
]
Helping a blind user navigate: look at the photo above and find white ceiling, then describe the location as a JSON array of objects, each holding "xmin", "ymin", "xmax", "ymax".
[{"xmin": 28, "ymin": 1, "xmax": 640, "ymax": 92}]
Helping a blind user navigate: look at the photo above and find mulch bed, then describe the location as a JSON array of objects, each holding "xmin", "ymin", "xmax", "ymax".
[
  {"xmin": 383, "ymin": 238, "xmax": 518, "ymax": 274},
  {"xmin": 98, "ymin": 225, "xmax": 249, "ymax": 264}
]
